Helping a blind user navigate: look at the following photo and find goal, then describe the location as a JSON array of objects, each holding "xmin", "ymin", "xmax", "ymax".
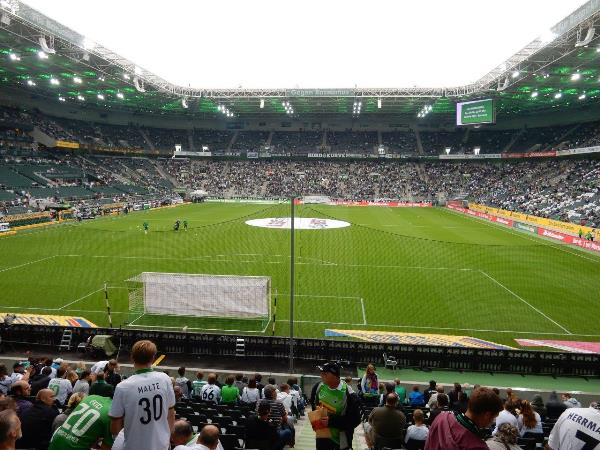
[{"xmin": 126, "ymin": 272, "xmax": 271, "ymax": 332}]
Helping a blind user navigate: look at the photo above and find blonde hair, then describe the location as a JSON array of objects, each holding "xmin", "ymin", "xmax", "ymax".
[
  {"xmin": 131, "ymin": 340, "xmax": 157, "ymax": 365},
  {"xmin": 67, "ymin": 392, "xmax": 85, "ymax": 409}
]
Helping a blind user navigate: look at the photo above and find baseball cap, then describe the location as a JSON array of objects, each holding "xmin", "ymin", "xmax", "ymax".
[{"xmin": 318, "ymin": 362, "xmax": 340, "ymax": 377}]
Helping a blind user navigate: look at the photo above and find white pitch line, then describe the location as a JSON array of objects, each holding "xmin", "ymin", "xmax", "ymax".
[
  {"xmin": 0, "ymin": 255, "xmax": 57, "ymax": 274},
  {"xmin": 479, "ymin": 270, "xmax": 572, "ymax": 335},
  {"xmin": 443, "ymin": 208, "xmax": 600, "ymax": 264},
  {"xmin": 360, "ymin": 298, "xmax": 367, "ymax": 325},
  {"xmin": 59, "ymin": 287, "xmax": 105, "ymax": 310},
  {"xmin": 128, "ymin": 313, "xmax": 145, "ymax": 326}
]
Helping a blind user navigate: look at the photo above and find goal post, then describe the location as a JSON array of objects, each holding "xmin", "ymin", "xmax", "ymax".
[{"xmin": 126, "ymin": 272, "xmax": 271, "ymax": 332}]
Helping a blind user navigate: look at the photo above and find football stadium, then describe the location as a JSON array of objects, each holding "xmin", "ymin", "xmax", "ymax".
[{"xmin": 1, "ymin": 1, "xmax": 600, "ymax": 449}]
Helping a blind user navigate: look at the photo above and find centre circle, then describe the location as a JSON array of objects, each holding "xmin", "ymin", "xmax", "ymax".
[{"xmin": 245, "ymin": 217, "xmax": 351, "ymax": 230}]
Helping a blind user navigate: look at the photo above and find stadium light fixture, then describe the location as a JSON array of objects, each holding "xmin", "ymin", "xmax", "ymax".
[
  {"xmin": 26, "ymin": 79, "xmax": 36, "ymax": 86},
  {"xmin": 98, "ymin": 76, "xmax": 105, "ymax": 82},
  {"xmin": 377, "ymin": 98, "xmax": 382, "ymax": 109},
  {"xmin": 554, "ymin": 92, "xmax": 562, "ymax": 99},
  {"xmin": 260, "ymin": 99, "xmax": 264, "ymax": 109},
  {"xmin": 37, "ymin": 50, "xmax": 48, "ymax": 59},
  {"xmin": 511, "ymin": 70, "xmax": 520, "ymax": 78},
  {"xmin": 123, "ymin": 73, "xmax": 130, "ymax": 80},
  {"xmin": 97, "ymin": 93, "xmax": 105, "ymax": 100},
  {"xmin": 58, "ymin": 96, "xmax": 66, "ymax": 102},
  {"xmin": 116, "ymin": 92, "xmax": 124, "ymax": 99},
  {"xmin": 444, "ymin": 147, "xmax": 451, "ymax": 155},
  {"xmin": 73, "ymin": 76, "xmax": 82, "ymax": 84},
  {"xmin": 77, "ymin": 95, "xmax": 85, "ymax": 101},
  {"xmin": 531, "ymin": 91, "xmax": 538, "ymax": 98},
  {"xmin": 352, "ymin": 100, "xmax": 362, "ymax": 116},
  {"xmin": 50, "ymin": 78, "xmax": 59, "ymax": 85},
  {"xmin": 571, "ymin": 73, "xmax": 581, "ymax": 81},
  {"xmin": 182, "ymin": 97, "xmax": 188, "ymax": 109},
  {"xmin": 473, "ymin": 147, "xmax": 480, "ymax": 155},
  {"xmin": 8, "ymin": 52, "xmax": 19, "ymax": 61},
  {"xmin": 579, "ymin": 93, "xmax": 586, "ymax": 100}
]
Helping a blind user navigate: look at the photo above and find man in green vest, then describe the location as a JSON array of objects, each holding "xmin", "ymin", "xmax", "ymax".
[{"xmin": 311, "ymin": 362, "xmax": 361, "ymax": 450}]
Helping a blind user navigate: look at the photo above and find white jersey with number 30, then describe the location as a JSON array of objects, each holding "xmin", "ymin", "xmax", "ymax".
[
  {"xmin": 548, "ymin": 407, "xmax": 600, "ymax": 450},
  {"xmin": 109, "ymin": 369, "xmax": 175, "ymax": 450}
]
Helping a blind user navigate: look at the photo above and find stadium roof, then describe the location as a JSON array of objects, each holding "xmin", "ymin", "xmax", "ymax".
[{"xmin": 1, "ymin": 0, "xmax": 600, "ymax": 120}]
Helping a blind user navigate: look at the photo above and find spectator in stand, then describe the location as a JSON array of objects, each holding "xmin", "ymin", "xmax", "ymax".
[
  {"xmin": 90, "ymin": 359, "xmax": 110, "ymax": 375},
  {"xmin": 72, "ymin": 370, "xmax": 91, "ymax": 395},
  {"xmin": 89, "ymin": 371, "xmax": 114, "ymax": 398},
  {"xmin": 394, "ymin": 378, "xmax": 407, "ymax": 405},
  {"xmin": 245, "ymin": 399, "xmax": 278, "ymax": 449},
  {"xmin": 0, "ymin": 399, "xmax": 15, "ymax": 414},
  {"xmin": 104, "ymin": 360, "xmax": 121, "ymax": 387},
  {"xmin": 49, "ymin": 394, "xmax": 114, "ymax": 450},
  {"xmin": 546, "ymin": 391, "xmax": 567, "ymax": 420},
  {"xmin": 109, "ymin": 340, "xmax": 176, "ymax": 450},
  {"xmin": 200, "ymin": 373, "xmax": 221, "ymax": 405},
  {"xmin": 0, "ymin": 410, "xmax": 21, "ymax": 450},
  {"xmin": 452, "ymin": 391, "xmax": 469, "ymax": 414},
  {"xmin": 0, "ymin": 366, "xmax": 12, "ymax": 396},
  {"xmin": 409, "ymin": 385, "xmax": 425, "ymax": 407},
  {"xmin": 517, "ymin": 400, "xmax": 543, "ymax": 438},
  {"xmin": 260, "ymin": 385, "xmax": 293, "ymax": 449},
  {"xmin": 17, "ymin": 388, "xmax": 59, "ymax": 450},
  {"xmin": 530, "ymin": 394, "xmax": 546, "ymax": 420},
  {"xmin": 448, "ymin": 383, "xmax": 462, "ymax": 406},
  {"xmin": 277, "ymin": 384, "xmax": 295, "ymax": 415},
  {"xmin": 191, "ymin": 372, "xmax": 206, "ymax": 398},
  {"xmin": 486, "ymin": 423, "xmax": 521, "ymax": 450},
  {"xmin": 234, "ymin": 374, "xmax": 245, "ymax": 392},
  {"xmin": 220, "ymin": 375, "xmax": 239, "ymax": 405},
  {"xmin": 428, "ymin": 385, "xmax": 445, "ymax": 408},
  {"xmin": 51, "ymin": 391, "xmax": 85, "ymax": 432},
  {"xmin": 360, "ymin": 364, "xmax": 379, "ymax": 398},
  {"xmin": 241, "ymin": 378, "xmax": 261, "ymax": 407},
  {"xmin": 9, "ymin": 363, "xmax": 27, "ymax": 384},
  {"xmin": 548, "ymin": 401, "xmax": 600, "ymax": 450},
  {"xmin": 493, "ymin": 398, "xmax": 519, "ymax": 435},
  {"xmin": 9, "ymin": 381, "xmax": 32, "ymax": 419},
  {"xmin": 425, "ymin": 387, "xmax": 503, "ymax": 450},
  {"xmin": 47, "ymin": 367, "xmax": 73, "ymax": 406},
  {"xmin": 30, "ymin": 367, "xmax": 52, "ymax": 396},
  {"xmin": 192, "ymin": 424, "xmax": 221, "ymax": 450},
  {"xmin": 175, "ymin": 367, "xmax": 192, "ymax": 400},
  {"xmin": 504, "ymin": 388, "xmax": 514, "ymax": 404},
  {"xmin": 405, "ymin": 408, "xmax": 429, "ymax": 445},
  {"xmin": 380, "ymin": 382, "xmax": 399, "ymax": 407},
  {"xmin": 366, "ymin": 392, "xmax": 406, "ymax": 448},
  {"xmin": 428, "ymin": 394, "xmax": 450, "ymax": 425},
  {"xmin": 424, "ymin": 380, "xmax": 437, "ymax": 404},
  {"xmin": 287, "ymin": 378, "xmax": 303, "ymax": 416},
  {"xmin": 562, "ymin": 393, "xmax": 582, "ymax": 409},
  {"xmin": 255, "ymin": 374, "xmax": 265, "ymax": 394},
  {"xmin": 169, "ymin": 419, "xmax": 196, "ymax": 450}
]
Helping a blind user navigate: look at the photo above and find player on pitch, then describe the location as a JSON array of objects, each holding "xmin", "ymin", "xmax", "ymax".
[
  {"xmin": 143, "ymin": 221, "xmax": 149, "ymax": 235},
  {"xmin": 109, "ymin": 340, "xmax": 175, "ymax": 450}
]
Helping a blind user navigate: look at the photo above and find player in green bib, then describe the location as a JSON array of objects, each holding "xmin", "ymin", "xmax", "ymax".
[
  {"xmin": 310, "ymin": 362, "xmax": 361, "ymax": 450},
  {"xmin": 143, "ymin": 221, "xmax": 149, "ymax": 234},
  {"xmin": 49, "ymin": 395, "xmax": 113, "ymax": 450}
]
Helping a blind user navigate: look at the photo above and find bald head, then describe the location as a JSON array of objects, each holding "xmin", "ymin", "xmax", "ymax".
[
  {"xmin": 171, "ymin": 419, "xmax": 193, "ymax": 446},
  {"xmin": 0, "ymin": 410, "xmax": 20, "ymax": 445},
  {"xmin": 36, "ymin": 389, "xmax": 55, "ymax": 406},
  {"xmin": 198, "ymin": 424, "xmax": 220, "ymax": 449}
]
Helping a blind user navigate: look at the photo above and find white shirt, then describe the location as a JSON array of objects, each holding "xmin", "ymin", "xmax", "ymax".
[
  {"xmin": 199, "ymin": 384, "xmax": 221, "ymax": 405},
  {"xmin": 9, "ymin": 372, "xmax": 23, "ymax": 383},
  {"xmin": 90, "ymin": 361, "xmax": 109, "ymax": 374},
  {"xmin": 48, "ymin": 377, "xmax": 73, "ymax": 405},
  {"xmin": 405, "ymin": 424, "xmax": 429, "ymax": 443},
  {"xmin": 241, "ymin": 387, "xmax": 260, "ymax": 404},
  {"xmin": 73, "ymin": 379, "xmax": 90, "ymax": 395},
  {"xmin": 493, "ymin": 409, "xmax": 519, "ymax": 435},
  {"xmin": 109, "ymin": 369, "xmax": 176, "ymax": 450},
  {"xmin": 0, "ymin": 376, "xmax": 12, "ymax": 394},
  {"xmin": 111, "ymin": 430, "xmax": 124, "ymax": 450},
  {"xmin": 548, "ymin": 407, "xmax": 600, "ymax": 450},
  {"xmin": 277, "ymin": 391, "xmax": 293, "ymax": 414},
  {"xmin": 179, "ymin": 442, "xmax": 224, "ymax": 450}
]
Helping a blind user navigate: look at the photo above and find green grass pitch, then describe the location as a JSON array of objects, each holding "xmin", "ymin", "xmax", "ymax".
[{"xmin": 1, "ymin": 202, "xmax": 599, "ymax": 347}]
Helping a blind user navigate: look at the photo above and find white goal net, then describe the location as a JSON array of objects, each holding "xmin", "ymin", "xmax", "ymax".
[{"xmin": 127, "ymin": 272, "xmax": 270, "ymax": 320}]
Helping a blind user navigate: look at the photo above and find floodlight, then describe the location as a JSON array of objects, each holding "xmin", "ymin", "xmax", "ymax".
[
  {"xmin": 571, "ymin": 73, "xmax": 581, "ymax": 81},
  {"xmin": 97, "ymin": 93, "xmax": 105, "ymax": 100},
  {"xmin": 37, "ymin": 50, "xmax": 48, "ymax": 59},
  {"xmin": 123, "ymin": 73, "xmax": 130, "ymax": 80},
  {"xmin": 26, "ymin": 79, "xmax": 35, "ymax": 86},
  {"xmin": 182, "ymin": 98, "xmax": 188, "ymax": 108},
  {"xmin": 511, "ymin": 71, "xmax": 520, "ymax": 78},
  {"xmin": 98, "ymin": 76, "xmax": 105, "ymax": 81},
  {"xmin": 531, "ymin": 91, "xmax": 538, "ymax": 98},
  {"xmin": 377, "ymin": 98, "xmax": 382, "ymax": 109},
  {"xmin": 473, "ymin": 147, "xmax": 480, "ymax": 155},
  {"xmin": 116, "ymin": 92, "xmax": 124, "ymax": 99},
  {"xmin": 58, "ymin": 96, "xmax": 66, "ymax": 102},
  {"xmin": 445, "ymin": 147, "xmax": 451, "ymax": 155},
  {"xmin": 554, "ymin": 92, "xmax": 562, "ymax": 99},
  {"xmin": 73, "ymin": 76, "xmax": 82, "ymax": 84},
  {"xmin": 8, "ymin": 53, "xmax": 19, "ymax": 61},
  {"xmin": 77, "ymin": 95, "xmax": 85, "ymax": 101},
  {"xmin": 579, "ymin": 93, "xmax": 586, "ymax": 100},
  {"xmin": 50, "ymin": 78, "xmax": 59, "ymax": 85},
  {"xmin": 260, "ymin": 99, "xmax": 264, "ymax": 109}
]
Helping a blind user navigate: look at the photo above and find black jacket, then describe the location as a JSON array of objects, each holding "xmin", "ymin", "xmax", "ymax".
[{"xmin": 17, "ymin": 400, "xmax": 59, "ymax": 450}]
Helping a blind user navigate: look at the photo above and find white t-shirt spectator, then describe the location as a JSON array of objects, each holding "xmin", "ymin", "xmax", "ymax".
[
  {"xmin": 405, "ymin": 424, "xmax": 429, "ymax": 443},
  {"xmin": 48, "ymin": 377, "xmax": 73, "ymax": 405},
  {"xmin": 548, "ymin": 407, "xmax": 600, "ymax": 450},
  {"xmin": 277, "ymin": 391, "xmax": 293, "ymax": 414},
  {"xmin": 109, "ymin": 369, "xmax": 176, "ymax": 450},
  {"xmin": 0, "ymin": 376, "xmax": 12, "ymax": 395},
  {"xmin": 9, "ymin": 372, "xmax": 23, "ymax": 383},
  {"xmin": 199, "ymin": 384, "xmax": 221, "ymax": 405},
  {"xmin": 73, "ymin": 379, "xmax": 90, "ymax": 395},
  {"xmin": 493, "ymin": 409, "xmax": 518, "ymax": 435},
  {"xmin": 241, "ymin": 387, "xmax": 260, "ymax": 404},
  {"xmin": 90, "ymin": 361, "xmax": 109, "ymax": 374}
]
